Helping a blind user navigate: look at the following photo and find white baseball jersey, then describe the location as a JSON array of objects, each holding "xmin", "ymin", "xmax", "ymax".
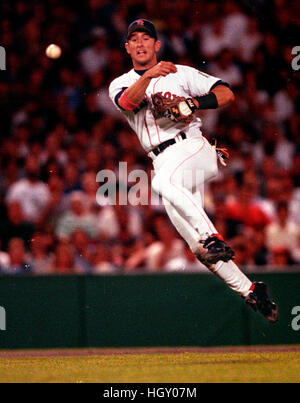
[{"xmin": 109, "ymin": 64, "xmax": 223, "ymax": 153}]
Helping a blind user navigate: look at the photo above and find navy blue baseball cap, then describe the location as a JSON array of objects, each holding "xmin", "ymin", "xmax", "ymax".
[{"xmin": 127, "ymin": 19, "xmax": 157, "ymax": 40}]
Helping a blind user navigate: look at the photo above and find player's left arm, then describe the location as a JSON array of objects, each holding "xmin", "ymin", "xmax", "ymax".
[
  {"xmin": 211, "ymin": 84, "xmax": 235, "ymax": 107},
  {"xmin": 165, "ymin": 66, "xmax": 236, "ymax": 121},
  {"xmin": 168, "ymin": 83, "xmax": 234, "ymax": 122},
  {"xmin": 186, "ymin": 82, "xmax": 235, "ymax": 112}
]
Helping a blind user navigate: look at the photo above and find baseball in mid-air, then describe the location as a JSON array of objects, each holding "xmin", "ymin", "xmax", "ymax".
[{"xmin": 45, "ymin": 44, "xmax": 62, "ymax": 59}]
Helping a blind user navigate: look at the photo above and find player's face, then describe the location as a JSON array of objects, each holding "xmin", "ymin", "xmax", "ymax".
[{"xmin": 125, "ymin": 32, "xmax": 161, "ymax": 69}]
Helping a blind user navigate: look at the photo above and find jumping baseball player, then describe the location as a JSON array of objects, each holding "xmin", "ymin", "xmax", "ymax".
[{"xmin": 109, "ymin": 19, "xmax": 278, "ymax": 323}]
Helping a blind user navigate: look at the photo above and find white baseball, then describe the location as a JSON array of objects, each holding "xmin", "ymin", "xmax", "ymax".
[
  {"xmin": 45, "ymin": 44, "xmax": 62, "ymax": 59},
  {"xmin": 178, "ymin": 101, "xmax": 192, "ymax": 116}
]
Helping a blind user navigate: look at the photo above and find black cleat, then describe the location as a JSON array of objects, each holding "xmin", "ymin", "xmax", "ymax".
[
  {"xmin": 244, "ymin": 281, "xmax": 278, "ymax": 323},
  {"xmin": 197, "ymin": 234, "xmax": 235, "ymax": 266}
]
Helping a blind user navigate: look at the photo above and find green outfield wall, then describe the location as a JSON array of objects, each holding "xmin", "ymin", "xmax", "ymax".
[{"xmin": 0, "ymin": 272, "xmax": 299, "ymax": 349}]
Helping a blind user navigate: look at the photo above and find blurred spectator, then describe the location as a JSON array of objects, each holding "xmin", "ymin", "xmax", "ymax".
[
  {"xmin": 92, "ymin": 244, "xmax": 118, "ymax": 274},
  {"xmin": 251, "ymin": 229, "xmax": 269, "ymax": 266},
  {"xmin": 63, "ymin": 163, "xmax": 82, "ymax": 194},
  {"xmin": 79, "ymin": 28, "xmax": 109, "ymax": 75},
  {"xmin": 225, "ymin": 185, "xmax": 271, "ymax": 229},
  {"xmin": 209, "ymin": 49, "xmax": 243, "ymax": 88},
  {"xmin": 125, "ymin": 215, "xmax": 191, "ymax": 272},
  {"xmin": 229, "ymin": 239, "xmax": 250, "ymax": 267},
  {"xmin": 162, "ymin": 16, "xmax": 188, "ymax": 59},
  {"xmin": 51, "ymin": 241, "xmax": 78, "ymax": 274},
  {"xmin": 222, "ymin": 0, "xmax": 248, "ymax": 47},
  {"xmin": 253, "ymin": 122, "xmax": 295, "ymax": 170},
  {"xmin": 40, "ymin": 134, "xmax": 68, "ymax": 168},
  {"xmin": 291, "ymin": 234, "xmax": 300, "ymax": 264},
  {"xmin": 256, "ymin": 175, "xmax": 283, "ymax": 221},
  {"xmin": 55, "ymin": 191, "xmax": 99, "ymax": 240},
  {"xmin": 0, "ymin": 238, "xmax": 31, "ymax": 275},
  {"xmin": 265, "ymin": 201, "xmax": 300, "ymax": 253},
  {"xmin": 27, "ymin": 232, "xmax": 54, "ymax": 275},
  {"xmin": 237, "ymin": 17, "xmax": 262, "ymax": 63},
  {"xmin": 97, "ymin": 199, "xmax": 143, "ymax": 242},
  {"xmin": 273, "ymin": 82, "xmax": 297, "ymax": 125},
  {"xmin": 111, "ymin": 203, "xmax": 143, "ymax": 242},
  {"xmin": 0, "ymin": 240, "xmax": 10, "ymax": 272},
  {"xmin": 0, "ymin": 159, "xmax": 20, "ymax": 196},
  {"xmin": 5, "ymin": 156, "xmax": 50, "ymax": 223},
  {"xmin": 163, "ymin": 240, "xmax": 207, "ymax": 273},
  {"xmin": 70, "ymin": 229, "xmax": 94, "ymax": 274},
  {"xmin": 200, "ymin": 16, "xmax": 230, "ymax": 60},
  {"xmin": 0, "ymin": 200, "xmax": 34, "ymax": 251},
  {"xmin": 270, "ymin": 246, "xmax": 293, "ymax": 268},
  {"xmin": 39, "ymin": 175, "xmax": 68, "ymax": 228},
  {"xmin": 81, "ymin": 171, "xmax": 100, "ymax": 212},
  {"xmin": 290, "ymin": 188, "xmax": 300, "ymax": 227}
]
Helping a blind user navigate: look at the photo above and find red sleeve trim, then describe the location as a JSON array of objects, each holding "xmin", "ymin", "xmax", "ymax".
[{"xmin": 118, "ymin": 90, "xmax": 139, "ymax": 111}]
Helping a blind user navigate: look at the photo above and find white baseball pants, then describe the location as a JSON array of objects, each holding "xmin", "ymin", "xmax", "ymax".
[{"xmin": 151, "ymin": 134, "xmax": 252, "ymax": 297}]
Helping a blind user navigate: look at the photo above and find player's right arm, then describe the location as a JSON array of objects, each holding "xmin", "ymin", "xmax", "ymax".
[{"xmin": 119, "ymin": 62, "xmax": 177, "ymax": 110}]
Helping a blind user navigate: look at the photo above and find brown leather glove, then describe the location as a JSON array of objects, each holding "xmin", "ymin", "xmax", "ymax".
[{"xmin": 151, "ymin": 93, "xmax": 194, "ymax": 124}]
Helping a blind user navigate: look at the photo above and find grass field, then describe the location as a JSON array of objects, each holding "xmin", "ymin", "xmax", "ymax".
[{"xmin": 1, "ymin": 346, "xmax": 300, "ymax": 383}]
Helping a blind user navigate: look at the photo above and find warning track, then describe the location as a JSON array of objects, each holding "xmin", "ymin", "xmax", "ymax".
[{"xmin": 0, "ymin": 345, "xmax": 300, "ymax": 358}]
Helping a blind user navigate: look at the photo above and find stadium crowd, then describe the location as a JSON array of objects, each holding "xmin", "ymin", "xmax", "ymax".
[{"xmin": 0, "ymin": 0, "xmax": 299, "ymax": 275}]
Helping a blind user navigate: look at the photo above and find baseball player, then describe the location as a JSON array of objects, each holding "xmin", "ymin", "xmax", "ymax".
[{"xmin": 109, "ymin": 19, "xmax": 278, "ymax": 323}]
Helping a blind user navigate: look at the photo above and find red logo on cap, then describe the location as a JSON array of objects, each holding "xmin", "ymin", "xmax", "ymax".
[{"xmin": 137, "ymin": 19, "xmax": 144, "ymax": 25}]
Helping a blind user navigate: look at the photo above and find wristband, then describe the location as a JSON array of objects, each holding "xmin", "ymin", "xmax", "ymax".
[
  {"xmin": 194, "ymin": 92, "xmax": 218, "ymax": 110},
  {"xmin": 118, "ymin": 90, "xmax": 139, "ymax": 111}
]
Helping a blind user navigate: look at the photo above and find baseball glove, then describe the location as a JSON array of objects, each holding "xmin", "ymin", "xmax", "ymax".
[
  {"xmin": 151, "ymin": 93, "xmax": 194, "ymax": 124},
  {"xmin": 212, "ymin": 139, "xmax": 230, "ymax": 166}
]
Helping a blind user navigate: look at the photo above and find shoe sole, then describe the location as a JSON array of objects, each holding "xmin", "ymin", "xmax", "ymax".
[{"xmin": 247, "ymin": 282, "xmax": 279, "ymax": 323}]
